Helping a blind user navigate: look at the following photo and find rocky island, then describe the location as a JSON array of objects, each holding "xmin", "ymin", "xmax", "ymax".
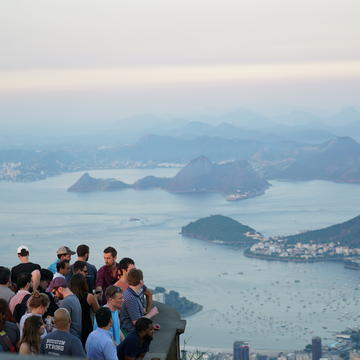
[
  {"xmin": 68, "ymin": 156, "xmax": 270, "ymax": 199},
  {"xmin": 181, "ymin": 215, "xmax": 264, "ymax": 246}
]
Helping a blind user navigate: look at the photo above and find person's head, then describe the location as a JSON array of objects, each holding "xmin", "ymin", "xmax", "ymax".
[
  {"xmin": 103, "ymin": 246, "xmax": 117, "ymax": 267},
  {"xmin": 95, "ymin": 307, "xmax": 112, "ymax": 329},
  {"xmin": 69, "ymin": 273, "xmax": 89, "ymax": 300},
  {"xmin": 135, "ymin": 317, "xmax": 154, "ymax": 341},
  {"xmin": 47, "ymin": 277, "xmax": 68, "ymax": 300},
  {"xmin": 28, "ymin": 291, "xmax": 50, "ymax": 314},
  {"xmin": 17, "ymin": 272, "xmax": 32, "ymax": 291},
  {"xmin": 0, "ymin": 299, "xmax": 9, "ymax": 331},
  {"xmin": 53, "ymin": 308, "xmax": 71, "ymax": 332},
  {"xmin": 40, "ymin": 269, "xmax": 53, "ymax": 291},
  {"xmin": 105, "ymin": 285, "xmax": 123, "ymax": 310},
  {"xmin": 17, "ymin": 245, "xmax": 29, "ymax": 259},
  {"xmin": 127, "ymin": 269, "xmax": 144, "ymax": 287},
  {"xmin": 0, "ymin": 266, "xmax": 11, "ymax": 285},
  {"xmin": 77, "ymin": 244, "xmax": 89, "ymax": 261},
  {"xmin": 20, "ymin": 315, "xmax": 44, "ymax": 353},
  {"xmin": 118, "ymin": 257, "xmax": 135, "ymax": 278},
  {"xmin": 56, "ymin": 246, "xmax": 75, "ymax": 261},
  {"xmin": 73, "ymin": 260, "xmax": 87, "ymax": 276},
  {"xmin": 56, "ymin": 260, "xmax": 70, "ymax": 276}
]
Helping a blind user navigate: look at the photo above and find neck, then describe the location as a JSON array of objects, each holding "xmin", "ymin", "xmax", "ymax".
[
  {"xmin": 100, "ymin": 324, "xmax": 112, "ymax": 331},
  {"xmin": 31, "ymin": 308, "xmax": 43, "ymax": 315},
  {"xmin": 129, "ymin": 284, "xmax": 141, "ymax": 292},
  {"xmin": 19, "ymin": 257, "xmax": 29, "ymax": 264},
  {"xmin": 107, "ymin": 303, "xmax": 117, "ymax": 312},
  {"xmin": 77, "ymin": 256, "xmax": 86, "ymax": 262}
]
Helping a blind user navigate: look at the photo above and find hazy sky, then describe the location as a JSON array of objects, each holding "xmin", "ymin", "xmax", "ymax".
[{"xmin": 1, "ymin": 0, "xmax": 360, "ymax": 126}]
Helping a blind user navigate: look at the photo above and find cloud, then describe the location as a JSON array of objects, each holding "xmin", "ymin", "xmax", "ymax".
[{"xmin": 1, "ymin": 61, "xmax": 360, "ymax": 93}]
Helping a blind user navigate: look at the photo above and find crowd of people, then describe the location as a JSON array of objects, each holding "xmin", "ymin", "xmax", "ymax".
[{"xmin": 0, "ymin": 244, "xmax": 160, "ymax": 359}]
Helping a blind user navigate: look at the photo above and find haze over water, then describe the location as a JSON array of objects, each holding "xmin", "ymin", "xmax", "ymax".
[{"xmin": 1, "ymin": 168, "xmax": 360, "ymax": 350}]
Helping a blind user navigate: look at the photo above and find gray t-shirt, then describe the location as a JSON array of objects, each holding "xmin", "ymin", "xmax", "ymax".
[
  {"xmin": 0, "ymin": 285, "xmax": 15, "ymax": 303},
  {"xmin": 40, "ymin": 330, "xmax": 85, "ymax": 357},
  {"xmin": 59, "ymin": 294, "xmax": 82, "ymax": 339}
]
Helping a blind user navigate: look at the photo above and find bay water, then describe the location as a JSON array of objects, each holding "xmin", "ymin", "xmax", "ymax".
[{"xmin": 1, "ymin": 168, "xmax": 360, "ymax": 351}]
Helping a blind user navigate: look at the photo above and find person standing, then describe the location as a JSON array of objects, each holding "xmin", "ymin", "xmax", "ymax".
[
  {"xmin": 11, "ymin": 245, "xmax": 41, "ymax": 291},
  {"xmin": 117, "ymin": 318, "xmax": 154, "ymax": 360},
  {"xmin": 0, "ymin": 267, "xmax": 15, "ymax": 303},
  {"xmin": 40, "ymin": 308, "xmax": 85, "ymax": 357},
  {"xmin": 47, "ymin": 277, "xmax": 82, "ymax": 339},
  {"xmin": 75, "ymin": 244, "xmax": 97, "ymax": 292},
  {"xmin": 95, "ymin": 247, "xmax": 118, "ymax": 305},
  {"xmin": 9, "ymin": 272, "xmax": 31, "ymax": 315},
  {"xmin": 48, "ymin": 246, "xmax": 75, "ymax": 274},
  {"xmin": 86, "ymin": 307, "xmax": 118, "ymax": 360},
  {"xmin": 19, "ymin": 315, "xmax": 44, "ymax": 355},
  {"xmin": 69, "ymin": 273, "xmax": 99, "ymax": 345}
]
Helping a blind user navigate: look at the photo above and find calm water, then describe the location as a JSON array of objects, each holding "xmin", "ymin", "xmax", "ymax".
[{"xmin": 1, "ymin": 168, "xmax": 360, "ymax": 351}]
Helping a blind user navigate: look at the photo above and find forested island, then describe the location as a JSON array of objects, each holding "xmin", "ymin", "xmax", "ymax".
[
  {"xmin": 181, "ymin": 214, "xmax": 360, "ymax": 266},
  {"xmin": 181, "ymin": 215, "xmax": 263, "ymax": 245}
]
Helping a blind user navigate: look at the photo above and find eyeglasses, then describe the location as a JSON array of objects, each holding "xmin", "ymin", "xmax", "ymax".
[{"xmin": 51, "ymin": 287, "xmax": 59, "ymax": 295}]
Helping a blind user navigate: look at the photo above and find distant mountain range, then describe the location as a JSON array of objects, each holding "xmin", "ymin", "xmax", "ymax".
[
  {"xmin": 68, "ymin": 156, "xmax": 270, "ymax": 197},
  {"xmin": 264, "ymin": 137, "xmax": 360, "ymax": 183}
]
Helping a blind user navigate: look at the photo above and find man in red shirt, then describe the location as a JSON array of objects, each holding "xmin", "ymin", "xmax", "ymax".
[{"xmin": 95, "ymin": 247, "xmax": 118, "ymax": 305}]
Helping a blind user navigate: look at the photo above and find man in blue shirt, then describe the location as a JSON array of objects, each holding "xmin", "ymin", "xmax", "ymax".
[
  {"xmin": 117, "ymin": 318, "xmax": 154, "ymax": 360},
  {"xmin": 48, "ymin": 246, "xmax": 75, "ymax": 274},
  {"xmin": 94, "ymin": 285, "xmax": 124, "ymax": 345},
  {"xmin": 86, "ymin": 307, "xmax": 118, "ymax": 360}
]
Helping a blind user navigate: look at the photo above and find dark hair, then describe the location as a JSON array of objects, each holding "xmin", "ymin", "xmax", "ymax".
[
  {"xmin": 105, "ymin": 285, "xmax": 122, "ymax": 300},
  {"xmin": 118, "ymin": 257, "xmax": 135, "ymax": 276},
  {"xmin": 69, "ymin": 273, "xmax": 88, "ymax": 301},
  {"xmin": 17, "ymin": 272, "xmax": 32, "ymax": 289},
  {"xmin": 127, "ymin": 269, "xmax": 143, "ymax": 286},
  {"xmin": 103, "ymin": 246, "xmax": 117, "ymax": 257},
  {"xmin": 40, "ymin": 269, "xmax": 53, "ymax": 282},
  {"xmin": 77, "ymin": 244, "xmax": 89, "ymax": 257},
  {"xmin": 95, "ymin": 307, "xmax": 112, "ymax": 328},
  {"xmin": 28, "ymin": 291, "xmax": 50, "ymax": 310},
  {"xmin": 18, "ymin": 249, "xmax": 29, "ymax": 257},
  {"xmin": 0, "ymin": 299, "xmax": 9, "ymax": 331},
  {"xmin": 135, "ymin": 317, "xmax": 153, "ymax": 333},
  {"xmin": 73, "ymin": 261, "xmax": 87, "ymax": 273},
  {"xmin": 0, "ymin": 266, "xmax": 11, "ymax": 285},
  {"xmin": 56, "ymin": 260, "xmax": 69, "ymax": 272},
  {"xmin": 20, "ymin": 315, "xmax": 43, "ymax": 354}
]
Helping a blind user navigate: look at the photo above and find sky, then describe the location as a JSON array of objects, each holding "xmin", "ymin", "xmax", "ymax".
[{"xmin": 1, "ymin": 0, "xmax": 360, "ymax": 128}]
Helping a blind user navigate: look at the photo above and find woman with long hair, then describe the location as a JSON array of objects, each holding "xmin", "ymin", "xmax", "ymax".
[
  {"xmin": 18, "ymin": 315, "xmax": 44, "ymax": 354},
  {"xmin": 69, "ymin": 273, "xmax": 99, "ymax": 345},
  {"xmin": 19, "ymin": 291, "xmax": 49, "ymax": 338},
  {"xmin": 0, "ymin": 299, "xmax": 19, "ymax": 352}
]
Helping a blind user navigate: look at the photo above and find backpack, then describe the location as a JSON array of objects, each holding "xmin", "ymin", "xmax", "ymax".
[
  {"xmin": 0, "ymin": 331, "xmax": 16, "ymax": 353},
  {"xmin": 13, "ymin": 294, "xmax": 31, "ymax": 324}
]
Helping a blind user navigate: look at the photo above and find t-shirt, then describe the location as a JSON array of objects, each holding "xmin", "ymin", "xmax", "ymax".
[
  {"xmin": 59, "ymin": 294, "xmax": 82, "ymax": 339},
  {"xmin": 119, "ymin": 288, "xmax": 145, "ymax": 334},
  {"xmin": 96, "ymin": 265, "xmax": 118, "ymax": 305},
  {"xmin": 117, "ymin": 331, "xmax": 151, "ymax": 360},
  {"xmin": 86, "ymin": 328, "xmax": 118, "ymax": 360},
  {"xmin": 9, "ymin": 289, "xmax": 31, "ymax": 314},
  {"xmin": 94, "ymin": 305, "xmax": 121, "ymax": 345},
  {"xmin": 40, "ymin": 329, "xmax": 86, "ymax": 357},
  {"xmin": 0, "ymin": 286, "xmax": 15, "ymax": 303},
  {"xmin": 19, "ymin": 313, "xmax": 48, "ymax": 339},
  {"xmin": 11, "ymin": 262, "xmax": 41, "ymax": 285}
]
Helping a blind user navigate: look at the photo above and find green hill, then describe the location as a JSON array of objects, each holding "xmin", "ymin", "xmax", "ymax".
[
  {"xmin": 282, "ymin": 214, "xmax": 360, "ymax": 247},
  {"xmin": 181, "ymin": 215, "xmax": 260, "ymax": 245}
]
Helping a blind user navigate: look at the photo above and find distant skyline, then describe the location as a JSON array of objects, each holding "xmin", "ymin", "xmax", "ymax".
[{"xmin": 1, "ymin": 0, "xmax": 359, "ymax": 127}]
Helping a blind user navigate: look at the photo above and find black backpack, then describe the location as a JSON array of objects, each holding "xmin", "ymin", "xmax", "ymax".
[{"xmin": 13, "ymin": 293, "xmax": 31, "ymax": 323}]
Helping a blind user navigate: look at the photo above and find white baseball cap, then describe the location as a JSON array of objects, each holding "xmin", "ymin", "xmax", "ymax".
[{"xmin": 17, "ymin": 245, "xmax": 29, "ymax": 254}]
